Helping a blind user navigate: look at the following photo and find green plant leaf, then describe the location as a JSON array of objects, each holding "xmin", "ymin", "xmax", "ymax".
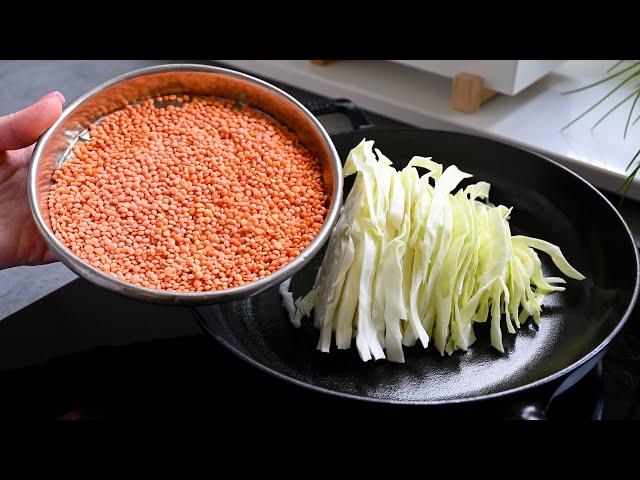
[
  {"xmin": 562, "ymin": 70, "xmax": 640, "ymax": 131},
  {"xmin": 607, "ymin": 60, "xmax": 626, "ymax": 74},
  {"xmin": 620, "ymin": 162, "xmax": 639, "ymax": 192},
  {"xmin": 625, "ymin": 147, "xmax": 640, "ymax": 171},
  {"xmin": 619, "ymin": 158, "xmax": 640, "ymax": 201},
  {"xmin": 592, "ymin": 87, "xmax": 640, "ymax": 130},
  {"xmin": 560, "ymin": 61, "xmax": 640, "ymax": 201},
  {"xmin": 624, "ymin": 90, "xmax": 640, "ymax": 139},
  {"xmin": 562, "ymin": 60, "xmax": 640, "ymax": 95}
]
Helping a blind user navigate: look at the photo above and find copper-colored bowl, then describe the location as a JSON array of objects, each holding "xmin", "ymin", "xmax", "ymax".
[{"xmin": 28, "ymin": 64, "xmax": 342, "ymax": 305}]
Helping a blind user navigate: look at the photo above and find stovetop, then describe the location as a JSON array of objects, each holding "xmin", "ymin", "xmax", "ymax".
[{"xmin": 0, "ymin": 277, "xmax": 638, "ymax": 420}]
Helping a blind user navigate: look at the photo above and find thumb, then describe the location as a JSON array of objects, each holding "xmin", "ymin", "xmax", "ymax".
[{"xmin": 0, "ymin": 91, "xmax": 65, "ymax": 151}]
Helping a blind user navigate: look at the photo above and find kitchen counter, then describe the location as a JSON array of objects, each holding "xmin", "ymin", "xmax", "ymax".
[{"xmin": 1, "ymin": 60, "xmax": 640, "ymax": 321}]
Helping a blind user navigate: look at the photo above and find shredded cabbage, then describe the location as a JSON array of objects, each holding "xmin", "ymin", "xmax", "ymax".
[
  {"xmin": 279, "ymin": 278, "xmax": 297, "ymax": 326},
  {"xmin": 286, "ymin": 140, "xmax": 586, "ymax": 363}
]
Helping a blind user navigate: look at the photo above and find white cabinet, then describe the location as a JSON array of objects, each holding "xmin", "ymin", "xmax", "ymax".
[{"xmin": 390, "ymin": 60, "xmax": 565, "ymax": 95}]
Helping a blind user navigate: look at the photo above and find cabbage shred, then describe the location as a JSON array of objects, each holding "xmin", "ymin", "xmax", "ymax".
[{"xmin": 287, "ymin": 140, "xmax": 585, "ymax": 363}]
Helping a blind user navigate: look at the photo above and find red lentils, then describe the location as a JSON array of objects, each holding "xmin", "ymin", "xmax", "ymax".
[{"xmin": 48, "ymin": 96, "xmax": 328, "ymax": 292}]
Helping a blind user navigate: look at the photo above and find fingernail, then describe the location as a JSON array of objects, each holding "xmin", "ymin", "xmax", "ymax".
[{"xmin": 42, "ymin": 91, "xmax": 66, "ymax": 104}]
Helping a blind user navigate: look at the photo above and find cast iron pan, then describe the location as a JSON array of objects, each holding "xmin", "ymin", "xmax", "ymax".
[{"xmin": 195, "ymin": 100, "xmax": 639, "ymax": 414}]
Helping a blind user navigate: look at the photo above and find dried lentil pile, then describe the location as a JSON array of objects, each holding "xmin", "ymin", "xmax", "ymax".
[{"xmin": 49, "ymin": 95, "xmax": 328, "ymax": 292}]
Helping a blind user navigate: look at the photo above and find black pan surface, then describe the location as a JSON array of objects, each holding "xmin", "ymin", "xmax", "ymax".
[{"xmin": 197, "ymin": 129, "xmax": 639, "ymax": 404}]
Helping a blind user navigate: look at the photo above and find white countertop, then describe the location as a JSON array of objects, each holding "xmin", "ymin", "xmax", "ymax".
[{"xmin": 219, "ymin": 60, "xmax": 640, "ymax": 200}]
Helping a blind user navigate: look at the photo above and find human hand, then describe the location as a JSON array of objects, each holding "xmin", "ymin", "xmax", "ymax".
[{"xmin": 0, "ymin": 92, "xmax": 65, "ymax": 270}]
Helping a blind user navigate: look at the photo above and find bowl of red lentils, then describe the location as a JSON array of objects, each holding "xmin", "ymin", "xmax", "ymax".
[{"xmin": 28, "ymin": 64, "xmax": 343, "ymax": 304}]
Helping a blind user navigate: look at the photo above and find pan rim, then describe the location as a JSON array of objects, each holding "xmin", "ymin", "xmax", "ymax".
[{"xmin": 198, "ymin": 127, "xmax": 640, "ymax": 405}]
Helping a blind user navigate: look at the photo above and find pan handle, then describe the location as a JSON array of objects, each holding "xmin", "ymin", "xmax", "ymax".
[{"xmin": 304, "ymin": 98, "xmax": 374, "ymax": 131}]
